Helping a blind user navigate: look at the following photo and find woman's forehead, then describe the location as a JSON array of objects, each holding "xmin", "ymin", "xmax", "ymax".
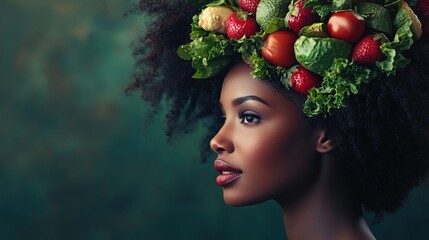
[
  {"xmin": 220, "ymin": 62, "xmax": 300, "ymax": 111},
  {"xmin": 221, "ymin": 63, "xmax": 274, "ymax": 99}
]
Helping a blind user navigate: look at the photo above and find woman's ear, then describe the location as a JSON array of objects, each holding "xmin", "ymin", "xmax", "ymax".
[{"xmin": 314, "ymin": 130, "xmax": 335, "ymax": 153}]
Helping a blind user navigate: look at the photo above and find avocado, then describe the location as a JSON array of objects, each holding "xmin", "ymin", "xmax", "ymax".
[
  {"xmin": 356, "ymin": 2, "xmax": 393, "ymax": 37},
  {"xmin": 256, "ymin": 0, "xmax": 291, "ymax": 31},
  {"xmin": 393, "ymin": 2, "xmax": 422, "ymax": 40},
  {"xmin": 294, "ymin": 36, "xmax": 352, "ymax": 75}
]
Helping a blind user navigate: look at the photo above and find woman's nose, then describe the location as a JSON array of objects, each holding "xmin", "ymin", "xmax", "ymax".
[{"xmin": 210, "ymin": 125, "xmax": 234, "ymax": 154}]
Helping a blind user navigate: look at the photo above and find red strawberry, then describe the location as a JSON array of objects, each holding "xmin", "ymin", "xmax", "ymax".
[
  {"xmin": 352, "ymin": 34, "xmax": 384, "ymax": 66},
  {"xmin": 417, "ymin": 0, "xmax": 429, "ymax": 20},
  {"xmin": 239, "ymin": 0, "xmax": 260, "ymax": 15},
  {"xmin": 290, "ymin": 66, "xmax": 321, "ymax": 95},
  {"xmin": 226, "ymin": 12, "xmax": 259, "ymax": 39},
  {"xmin": 287, "ymin": 0, "xmax": 320, "ymax": 35}
]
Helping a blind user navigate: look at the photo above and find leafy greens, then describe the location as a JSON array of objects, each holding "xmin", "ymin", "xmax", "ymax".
[{"xmin": 178, "ymin": 0, "xmax": 418, "ymax": 117}]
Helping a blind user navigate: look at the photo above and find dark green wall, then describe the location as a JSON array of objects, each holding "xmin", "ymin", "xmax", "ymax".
[{"xmin": 1, "ymin": 0, "xmax": 428, "ymax": 239}]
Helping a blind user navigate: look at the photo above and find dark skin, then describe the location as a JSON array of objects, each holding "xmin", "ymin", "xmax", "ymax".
[{"xmin": 210, "ymin": 62, "xmax": 376, "ymax": 240}]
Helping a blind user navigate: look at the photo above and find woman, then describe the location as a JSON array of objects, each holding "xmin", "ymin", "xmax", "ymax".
[{"xmin": 128, "ymin": 0, "xmax": 429, "ymax": 239}]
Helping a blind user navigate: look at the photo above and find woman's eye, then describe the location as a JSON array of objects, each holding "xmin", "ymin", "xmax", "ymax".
[{"xmin": 240, "ymin": 111, "xmax": 261, "ymax": 124}]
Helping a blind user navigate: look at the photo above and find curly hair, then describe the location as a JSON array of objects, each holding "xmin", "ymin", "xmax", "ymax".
[{"xmin": 128, "ymin": 0, "xmax": 429, "ymax": 216}]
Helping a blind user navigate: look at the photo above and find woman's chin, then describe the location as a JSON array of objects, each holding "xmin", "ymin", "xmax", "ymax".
[{"xmin": 222, "ymin": 190, "xmax": 267, "ymax": 207}]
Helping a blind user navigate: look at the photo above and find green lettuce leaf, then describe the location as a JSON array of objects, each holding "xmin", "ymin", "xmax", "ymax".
[
  {"xmin": 377, "ymin": 19, "xmax": 414, "ymax": 75},
  {"xmin": 265, "ymin": 17, "xmax": 286, "ymax": 34},
  {"xmin": 190, "ymin": 15, "xmax": 209, "ymax": 40},
  {"xmin": 233, "ymin": 33, "xmax": 264, "ymax": 63},
  {"xmin": 304, "ymin": 0, "xmax": 351, "ymax": 20},
  {"xmin": 245, "ymin": 50, "xmax": 291, "ymax": 89},
  {"xmin": 178, "ymin": 33, "xmax": 235, "ymax": 79},
  {"xmin": 304, "ymin": 58, "xmax": 378, "ymax": 117},
  {"xmin": 249, "ymin": 50, "xmax": 275, "ymax": 80},
  {"xmin": 206, "ymin": 0, "xmax": 227, "ymax": 6}
]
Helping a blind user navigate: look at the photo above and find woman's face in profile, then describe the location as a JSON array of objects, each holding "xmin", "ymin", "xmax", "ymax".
[{"xmin": 210, "ymin": 62, "xmax": 322, "ymax": 207}]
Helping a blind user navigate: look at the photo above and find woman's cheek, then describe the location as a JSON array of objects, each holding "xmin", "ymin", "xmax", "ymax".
[{"xmin": 236, "ymin": 134, "xmax": 270, "ymax": 163}]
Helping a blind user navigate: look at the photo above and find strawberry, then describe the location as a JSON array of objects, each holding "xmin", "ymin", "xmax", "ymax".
[
  {"xmin": 226, "ymin": 12, "xmax": 259, "ymax": 39},
  {"xmin": 239, "ymin": 0, "xmax": 260, "ymax": 15},
  {"xmin": 287, "ymin": 0, "xmax": 320, "ymax": 35},
  {"xmin": 290, "ymin": 66, "xmax": 321, "ymax": 95},
  {"xmin": 352, "ymin": 34, "xmax": 384, "ymax": 66},
  {"xmin": 417, "ymin": 0, "xmax": 429, "ymax": 20}
]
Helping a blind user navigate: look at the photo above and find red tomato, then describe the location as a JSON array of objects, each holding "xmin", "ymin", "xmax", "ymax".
[
  {"xmin": 327, "ymin": 11, "xmax": 366, "ymax": 43},
  {"xmin": 261, "ymin": 30, "xmax": 298, "ymax": 68}
]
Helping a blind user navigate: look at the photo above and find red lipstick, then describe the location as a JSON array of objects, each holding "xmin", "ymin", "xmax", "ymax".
[{"xmin": 214, "ymin": 160, "xmax": 243, "ymax": 186}]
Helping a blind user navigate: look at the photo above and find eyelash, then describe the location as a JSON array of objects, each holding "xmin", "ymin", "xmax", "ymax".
[
  {"xmin": 220, "ymin": 111, "xmax": 262, "ymax": 125},
  {"xmin": 239, "ymin": 111, "xmax": 262, "ymax": 124}
]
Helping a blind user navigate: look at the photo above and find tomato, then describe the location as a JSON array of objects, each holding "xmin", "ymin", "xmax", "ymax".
[
  {"xmin": 327, "ymin": 11, "xmax": 366, "ymax": 43},
  {"xmin": 261, "ymin": 30, "xmax": 298, "ymax": 68}
]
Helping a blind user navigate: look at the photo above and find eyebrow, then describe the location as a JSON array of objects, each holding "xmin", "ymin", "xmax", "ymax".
[{"xmin": 232, "ymin": 95, "xmax": 271, "ymax": 107}]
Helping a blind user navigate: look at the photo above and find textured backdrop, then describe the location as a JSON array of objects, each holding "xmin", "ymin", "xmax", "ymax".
[{"xmin": 1, "ymin": 0, "xmax": 428, "ymax": 239}]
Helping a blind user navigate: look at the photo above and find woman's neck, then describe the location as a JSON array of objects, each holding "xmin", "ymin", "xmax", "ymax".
[{"xmin": 276, "ymin": 154, "xmax": 376, "ymax": 240}]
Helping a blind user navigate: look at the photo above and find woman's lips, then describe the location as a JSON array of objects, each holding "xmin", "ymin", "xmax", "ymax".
[{"xmin": 214, "ymin": 160, "xmax": 243, "ymax": 186}]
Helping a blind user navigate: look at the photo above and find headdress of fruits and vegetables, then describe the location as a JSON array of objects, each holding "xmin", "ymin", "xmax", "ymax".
[{"xmin": 178, "ymin": 0, "xmax": 429, "ymax": 117}]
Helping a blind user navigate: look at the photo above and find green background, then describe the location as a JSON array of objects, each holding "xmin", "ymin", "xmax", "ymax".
[{"xmin": 1, "ymin": 0, "xmax": 428, "ymax": 239}]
